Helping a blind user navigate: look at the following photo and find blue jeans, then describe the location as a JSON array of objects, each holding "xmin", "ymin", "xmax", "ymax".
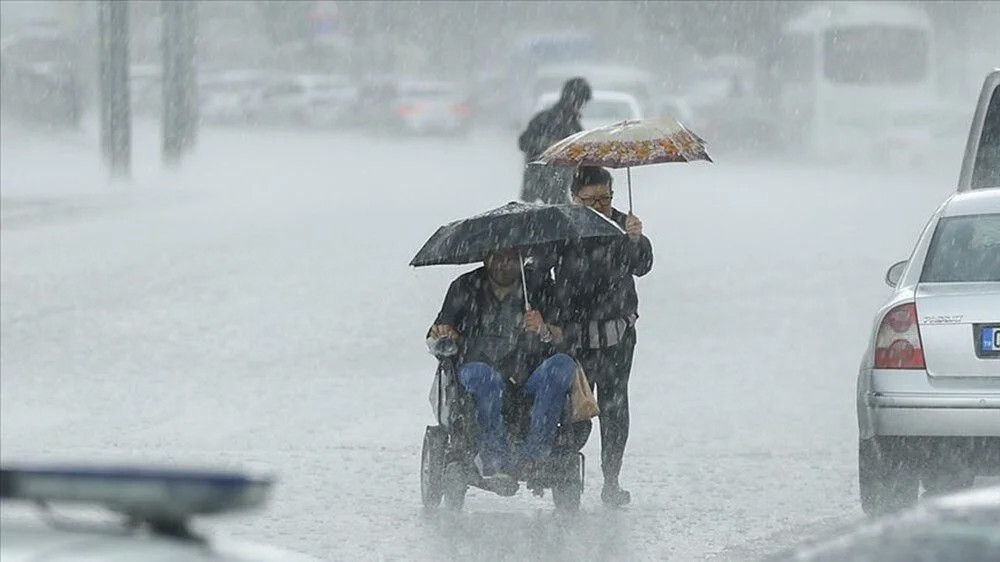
[{"xmin": 457, "ymin": 353, "xmax": 576, "ymax": 474}]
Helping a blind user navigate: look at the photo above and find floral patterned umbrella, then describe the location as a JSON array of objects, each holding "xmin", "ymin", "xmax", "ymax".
[{"xmin": 531, "ymin": 117, "xmax": 712, "ymax": 211}]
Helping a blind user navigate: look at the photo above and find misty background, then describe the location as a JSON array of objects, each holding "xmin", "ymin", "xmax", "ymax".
[{"xmin": 2, "ymin": 1, "xmax": 998, "ymax": 152}]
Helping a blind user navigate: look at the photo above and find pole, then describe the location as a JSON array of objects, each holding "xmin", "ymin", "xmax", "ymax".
[
  {"xmin": 182, "ymin": 1, "xmax": 199, "ymax": 153},
  {"xmin": 100, "ymin": 0, "xmax": 131, "ymax": 179},
  {"xmin": 97, "ymin": 0, "xmax": 111, "ymax": 164},
  {"xmin": 162, "ymin": 0, "xmax": 180, "ymax": 164},
  {"xmin": 162, "ymin": 0, "xmax": 190, "ymax": 165}
]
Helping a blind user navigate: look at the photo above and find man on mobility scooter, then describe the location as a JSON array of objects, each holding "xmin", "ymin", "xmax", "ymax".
[{"xmin": 426, "ymin": 247, "xmax": 584, "ymax": 503}]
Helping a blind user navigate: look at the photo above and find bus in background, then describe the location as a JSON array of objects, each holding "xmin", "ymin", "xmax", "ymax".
[{"xmin": 770, "ymin": 2, "xmax": 943, "ymax": 160}]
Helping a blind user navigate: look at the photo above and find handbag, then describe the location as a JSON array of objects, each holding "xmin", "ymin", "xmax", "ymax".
[{"xmin": 570, "ymin": 359, "xmax": 600, "ymax": 423}]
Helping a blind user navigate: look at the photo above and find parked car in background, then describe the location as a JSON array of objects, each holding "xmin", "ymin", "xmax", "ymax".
[
  {"xmin": 251, "ymin": 73, "xmax": 358, "ymax": 128},
  {"xmin": 345, "ymin": 76, "xmax": 400, "ymax": 133},
  {"xmin": 0, "ymin": 31, "xmax": 82, "ymax": 127},
  {"xmin": 199, "ymin": 70, "xmax": 273, "ymax": 125},
  {"xmin": 520, "ymin": 62, "xmax": 652, "ymax": 131},
  {"xmin": 533, "ymin": 89, "xmax": 643, "ymax": 131},
  {"xmin": 392, "ymin": 79, "xmax": 472, "ymax": 137}
]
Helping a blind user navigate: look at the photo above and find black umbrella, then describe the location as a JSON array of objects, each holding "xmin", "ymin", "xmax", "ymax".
[
  {"xmin": 410, "ymin": 201, "xmax": 626, "ymax": 309},
  {"xmin": 410, "ymin": 201, "xmax": 625, "ymax": 267}
]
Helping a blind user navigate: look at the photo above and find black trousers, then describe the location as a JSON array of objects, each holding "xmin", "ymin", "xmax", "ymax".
[{"xmin": 576, "ymin": 328, "xmax": 636, "ymax": 487}]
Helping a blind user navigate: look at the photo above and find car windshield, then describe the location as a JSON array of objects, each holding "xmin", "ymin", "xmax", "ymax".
[
  {"xmin": 921, "ymin": 214, "xmax": 1000, "ymax": 282},
  {"xmin": 583, "ymin": 99, "xmax": 635, "ymax": 121}
]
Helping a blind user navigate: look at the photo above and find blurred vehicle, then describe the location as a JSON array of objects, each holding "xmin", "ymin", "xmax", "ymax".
[
  {"xmin": 345, "ymin": 76, "xmax": 399, "ymax": 132},
  {"xmin": 199, "ymin": 70, "xmax": 273, "ymax": 125},
  {"xmin": 532, "ymin": 89, "xmax": 642, "ymax": 131},
  {"xmin": 763, "ymin": 485, "xmax": 1000, "ymax": 562},
  {"xmin": 878, "ymin": 102, "xmax": 973, "ymax": 170},
  {"xmin": 469, "ymin": 69, "xmax": 507, "ymax": 128},
  {"xmin": 680, "ymin": 55, "xmax": 778, "ymax": 152},
  {"xmin": 656, "ymin": 96, "xmax": 697, "ymax": 128},
  {"xmin": 856, "ymin": 187, "xmax": 1000, "ymax": 516},
  {"xmin": 958, "ymin": 69, "xmax": 1000, "ymax": 192},
  {"xmin": 252, "ymin": 73, "xmax": 358, "ymax": 128},
  {"xmin": 392, "ymin": 80, "xmax": 472, "ymax": 137},
  {"xmin": 771, "ymin": 2, "xmax": 939, "ymax": 158},
  {"xmin": 501, "ymin": 31, "xmax": 601, "ymax": 131},
  {"xmin": 520, "ymin": 63, "xmax": 654, "ymax": 131},
  {"xmin": 0, "ymin": 31, "xmax": 81, "ymax": 127},
  {"xmin": 0, "ymin": 463, "xmax": 322, "ymax": 561}
]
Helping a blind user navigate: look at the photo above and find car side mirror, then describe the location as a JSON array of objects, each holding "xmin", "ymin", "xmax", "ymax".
[{"xmin": 885, "ymin": 260, "xmax": 907, "ymax": 288}]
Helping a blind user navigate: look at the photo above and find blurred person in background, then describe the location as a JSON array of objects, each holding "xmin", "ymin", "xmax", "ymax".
[
  {"xmin": 552, "ymin": 165, "xmax": 652, "ymax": 507},
  {"xmin": 518, "ymin": 77, "xmax": 591, "ymax": 204}
]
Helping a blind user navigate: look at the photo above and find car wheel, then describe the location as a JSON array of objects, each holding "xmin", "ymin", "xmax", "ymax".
[{"xmin": 859, "ymin": 437, "xmax": 918, "ymax": 516}]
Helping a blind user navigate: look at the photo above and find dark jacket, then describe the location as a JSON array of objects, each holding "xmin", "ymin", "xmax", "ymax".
[
  {"xmin": 552, "ymin": 208, "xmax": 653, "ymax": 340},
  {"xmin": 518, "ymin": 102, "xmax": 583, "ymax": 164},
  {"xmin": 432, "ymin": 266, "xmax": 565, "ymax": 384}
]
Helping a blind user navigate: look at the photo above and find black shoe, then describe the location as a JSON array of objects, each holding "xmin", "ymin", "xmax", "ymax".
[{"xmin": 601, "ymin": 484, "xmax": 631, "ymax": 507}]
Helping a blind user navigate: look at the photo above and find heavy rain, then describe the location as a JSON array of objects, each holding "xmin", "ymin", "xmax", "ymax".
[{"xmin": 1, "ymin": 1, "xmax": 999, "ymax": 561}]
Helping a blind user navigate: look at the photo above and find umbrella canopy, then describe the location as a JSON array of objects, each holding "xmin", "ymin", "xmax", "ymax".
[
  {"xmin": 531, "ymin": 117, "xmax": 712, "ymax": 212},
  {"xmin": 409, "ymin": 201, "xmax": 625, "ymax": 267},
  {"xmin": 532, "ymin": 117, "xmax": 711, "ymax": 168}
]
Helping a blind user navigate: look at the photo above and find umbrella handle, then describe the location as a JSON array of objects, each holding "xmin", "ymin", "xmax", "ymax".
[
  {"xmin": 519, "ymin": 250, "xmax": 531, "ymax": 312},
  {"xmin": 627, "ymin": 166, "xmax": 633, "ymax": 214}
]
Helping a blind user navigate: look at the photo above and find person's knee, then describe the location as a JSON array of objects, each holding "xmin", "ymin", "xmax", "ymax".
[
  {"xmin": 542, "ymin": 353, "xmax": 576, "ymax": 389},
  {"xmin": 459, "ymin": 362, "xmax": 503, "ymax": 391}
]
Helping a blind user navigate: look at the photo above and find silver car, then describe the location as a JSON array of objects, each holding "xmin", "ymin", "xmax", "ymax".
[
  {"xmin": 856, "ymin": 69, "xmax": 1000, "ymax": 517},
  {"xmin": 856, "ymin": 187, "xmax": 1000, "ymax": 515}
]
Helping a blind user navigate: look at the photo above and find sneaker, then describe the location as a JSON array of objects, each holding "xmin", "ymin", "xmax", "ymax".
[{"xmin": 601, "ymin": 484, "xmax": 631, "ymax": 507}]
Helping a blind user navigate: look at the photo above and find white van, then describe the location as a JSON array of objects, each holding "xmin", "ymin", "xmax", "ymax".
[{"xmin": 958, "ymin": 69, "xmax": 1000, "ymax": 192}]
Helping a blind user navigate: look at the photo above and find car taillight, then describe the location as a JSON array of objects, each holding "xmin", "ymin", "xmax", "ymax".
[
  {"xmin": 873, "ymin": 302, "xmax": 925, "ymax": 369},
  {"xmin": 397, "ymin": 103, "xmax": 426, "ymax": 117},
  {"xmin": 451, "ymin": 104, "xmax": 471, "ymax": 117}
]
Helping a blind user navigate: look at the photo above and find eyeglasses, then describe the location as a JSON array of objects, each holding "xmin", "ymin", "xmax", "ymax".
[{"xmin": 577, "ymin": 193, "xmax": 613, "ymax": 206}]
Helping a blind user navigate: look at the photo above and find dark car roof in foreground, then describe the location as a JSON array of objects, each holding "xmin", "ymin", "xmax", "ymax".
[{"xmin": 762, "ymin": 486, "xmax": 1000, "ymax": 562}]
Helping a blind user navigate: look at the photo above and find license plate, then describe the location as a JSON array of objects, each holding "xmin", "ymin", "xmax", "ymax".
[{"xmin": 979, "ymin": 325, "xmax": 1000, "ymax": 356}]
